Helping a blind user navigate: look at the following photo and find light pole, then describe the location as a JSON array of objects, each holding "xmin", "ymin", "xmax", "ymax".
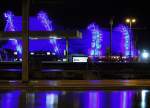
[
  {"xmin": 125, "ymin": 18, "xmax": 136, "ymax": 62},
  {"xmin": 110, "ymin": 18, "xmax": 114, "ymax": 61}
]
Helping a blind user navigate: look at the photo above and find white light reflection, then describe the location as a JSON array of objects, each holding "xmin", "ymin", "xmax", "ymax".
[
  {"xmin": 88, "ymin": 92, "xmax": 100, "ymax": 108},
  {"xmin": 123, "ymin": 91, "xmax": 127, "ymax": 108},
  {"xmin": 141, "ymin": 90, "xmax": 149, "ymax": 108},
  {"xmin": 46, "ymin": 93, "xmax": 58, "ymax": 108}
]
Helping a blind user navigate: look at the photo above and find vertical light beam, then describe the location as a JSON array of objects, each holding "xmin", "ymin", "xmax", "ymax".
[
  {"xmin": 46, "ymin": 93, "xmax": 58, "ymax": 108},
  {"xmin": 141, "ymin": 90, "xmax": 148, "ymax": 108}
]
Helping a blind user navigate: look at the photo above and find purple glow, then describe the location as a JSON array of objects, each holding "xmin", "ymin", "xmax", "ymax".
[
  {"xmin": 37, "ymin": 11, "xmax": 59, "ymax": 55},
  {"xmin": 88, "ymin": 92, "xmax": 100, "ymax": 108},
  {"xmin": 42, "ymin": 69, "xmax": 64, "ymax": 72},
  {"xmin": 4, "ymin": 11, "xmax": 22, "ymax": 56},
  {"xmin": 3, "ymin": 11, "xmax": 138, "ymax": 58},
  {"xmin": 4, "ymin": 11, "xmax": 61, "ymax": 57},
  {"xmin": 68, "ymin": 24, "xmax": 137, "ymax": 57},
  {"xmin": 111, "ymin": 91, "xmax": 134, "ymax": 108},
  {"xmin": 0, "ymin": 68, "xmax": 21, "ymax": 72},
  {"xmin": 0, "ymin": 91, "xmax": 21, "ymax": 108},
  {"xmin": 116, "ymin": 25, "xmax": 130, "ymax": 56},
  {"xmin": 84, "ymin": 91, "xmax": 105, "ymax": 108},
  {"xmin": 29, "ymin": 39, "xmax": 66, "ymax": 56},
  {"xmin": 115, "ymin": 25, "xmax": 136, "ymax": 57},
  {"xmin": 37, "ymin": 11, "xmax": 53, "ymax": 31},
  {"xmin": 88, "ymin": 23, "xmax": 103, "ymax": 56},
  {"xmin": 4, "ymin": 11, "xmax": 15, "ymax": 31}
]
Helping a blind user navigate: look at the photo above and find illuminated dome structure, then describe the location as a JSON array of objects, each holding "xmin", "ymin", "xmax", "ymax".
[{"xmin": 2, "ymin": 11, "xmax": 138, "ymax": 62}]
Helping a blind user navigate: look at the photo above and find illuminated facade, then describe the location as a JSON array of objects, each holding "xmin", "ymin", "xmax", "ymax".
[
  {"xmin": 37, "ymin": 11, "xmax": 59, "ymax": 54},
  {"xmin": 3, "ymin": 11, "xmax": 60, "ymax": 56},
  {"xmin": 87, "ymin": 23, "xmax": 103, "ymax": 56},
  {"xmin": 115, "ymin": 25, "xmax": 135, "ymax": 56},
  {"xmin": 3, "ymin": 11, "xmax": 138, "ymax": 59},
  {"xmin": 4, "ymin": 11, "xmax": 22, "ymax": 56}
]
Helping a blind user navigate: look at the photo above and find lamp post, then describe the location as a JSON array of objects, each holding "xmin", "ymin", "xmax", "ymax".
[
  {"xmin": 110, "ymin": 18, "xmax": 114, "ymax": 61},
  {"xmin": 125, "ymin": 18, "xmax": 136, "ymax": 62}
]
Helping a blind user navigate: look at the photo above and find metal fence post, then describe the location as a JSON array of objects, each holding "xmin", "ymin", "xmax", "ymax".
[{"xmin": 22, "ymin": 0, "xmax": 29, "ymax": 82}]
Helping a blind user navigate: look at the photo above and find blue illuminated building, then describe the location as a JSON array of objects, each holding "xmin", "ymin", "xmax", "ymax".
[
  {"xmin": 115, "ymin": 25, "xmax": 136, "ymax": 57},
  {"xmin": 87, "ymin": 23, "xmax": 103, "ymax": 56},
  {"xmin": 2, "ymin": 11, "xmax": 138, "ymax": 60},
  {"xmin": 3, "ymin": 11, "xmax": 62, "ymax": 56},
  {"xmin": 37, "ymin": 11, "xmax": 60, "ymax": 54},
  {"xmin": 4, "ymin": 11, "xmax": 22, "ymax": 57}
]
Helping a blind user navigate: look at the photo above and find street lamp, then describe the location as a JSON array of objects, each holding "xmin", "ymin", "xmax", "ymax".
[
  {"xmin": 125, "ymin": 18, "xmax": 136, "ymax": 62},
  {"xmin": 126, "ymin": 18, "xmax": 136, "ymax": 29},
  {"xmin": 110, "ymin": 18, "xmax": 114, "ymax": 61}
]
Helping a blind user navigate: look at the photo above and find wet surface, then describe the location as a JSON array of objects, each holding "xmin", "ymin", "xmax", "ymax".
[{"xmin": 0, "ymin": 90, "xmax": 150, "ymax": 108}]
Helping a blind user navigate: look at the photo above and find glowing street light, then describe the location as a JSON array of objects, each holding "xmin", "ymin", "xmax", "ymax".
[
  {"xmin": 125, "ymin": 18, "xmax": 136, "ymax": 29},
  {"xmin": 132, "ymin": 19, "xmax": 136, "ymax": 23},
  {"xmin": 126, "ymin": 18, "xmax": 131, "ymax": 23},
  {"xmin": 142, "ymin": 50, "xmax": 149, "ymax": 59},
  {"xmin": 126, "ymin": 18, "xmax": 136, "ymax": 25},
  {"xmin": 125, "ymin": 17, "xmax": 136, "ymax": 62}
]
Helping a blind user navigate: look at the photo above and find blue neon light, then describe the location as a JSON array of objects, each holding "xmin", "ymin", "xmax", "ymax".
[
  {"xmin": 4, "ymin": 11, "xmax": 15, "ymax": 31},
  {"xmin": 1, "ymin": 91, "xmax": 21, "ymax": 108},
  {"xmin": 87, "ymin": 23, "xmax": 103, "ymax": 56},
  {"xmin": 4, "ymin": 11, "xmax": 22, "ymax": 56},
  {"xmin": 37, "ymin": 11, "xmax": 59, "ymax": 54},
  {"xmin": 111, "ymin": 91, "xmax": 134, "ymax": 108},
  {"xmin": 3, "ymin": 11, "xmax": 138, "ymax": 58},
  {"xmin": 118, "ymin": 25, "xmax": 131, "ymax": 56},
  {"xmin": 37, "ymin": 11, "xmax": 53, "ymax": 31}
]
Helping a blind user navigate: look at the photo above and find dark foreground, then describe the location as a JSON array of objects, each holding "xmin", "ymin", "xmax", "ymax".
[{"xmin": 1, "ymin": 62, "xmax": 150, "ymax": 80}]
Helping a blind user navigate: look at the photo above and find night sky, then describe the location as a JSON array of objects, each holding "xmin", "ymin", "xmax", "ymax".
[{"xmin": 0, "ymin": 0, "xmax": 150, "ymax": 50}]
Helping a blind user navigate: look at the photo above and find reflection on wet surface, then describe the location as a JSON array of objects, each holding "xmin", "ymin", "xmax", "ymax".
[{"xmin": 0, "ymin": 90, "xmax": 150, "ymax": 108}]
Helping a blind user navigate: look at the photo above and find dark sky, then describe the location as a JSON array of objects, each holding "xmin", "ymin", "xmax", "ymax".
[{"xmin": 0, "ymin": 0, "xmax": 150, "ymax": 49}]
